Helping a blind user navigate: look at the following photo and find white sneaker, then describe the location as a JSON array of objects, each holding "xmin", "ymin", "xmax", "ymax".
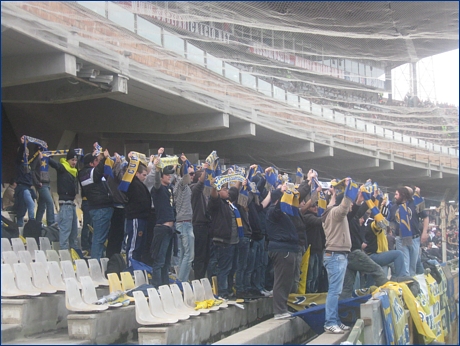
[
  {"xmin": 324, "ymin": 325, "xmax": 344, "ymax": 334},
  {"xmin": 260, "ymin": 289, "xmax": 272, "ymax": 297},
  {"xmin": 339, "ymin": 323, "xmax": 351, "ymax": 330},
  {"xmin": 274, "ymin": 312, "xmax": 294, "ymax": 320}
]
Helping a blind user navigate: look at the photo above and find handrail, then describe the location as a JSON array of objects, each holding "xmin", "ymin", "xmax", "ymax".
[{"xmin": 340, "ymin": 319, "xmax": 364, "ymax": 345}]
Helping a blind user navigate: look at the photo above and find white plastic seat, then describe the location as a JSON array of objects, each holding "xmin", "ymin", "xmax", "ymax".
[
  {"xmin": 30, "ymin": 262, "xmax": 57, "ymax": 294},
  {"xmin": 18, "ymin": 250, "xmax": 33, "ymax": 276},
  {"xmin": 11, "ymin": 238, "xmax": 26, "ymax": 254},
  {"xmin": 169, "ymin": 283, "xmax": 201, "ymax": 316},
  {"xmin": 133, "ymin": 291, "xmax": 177, "ymax": 325},
  {"xmin": 100, "ymin": 257, "xmax": 109, "ymax": 276},
  {"xmin": 25, "ymin": 237, "xmax": 39, "ymax": 260},
  {"xmin": 88, "ymin": 259, "xmax": 109, "ymax": 286},
  {"xmin": 39, "ymin": 237, "xmax": 52, "ymax": 252},
  {"xmin": 80, "ymin": 276, "xmax": 103, "ymax": 305},
  {"xmin": 2, "ymin": 250, "xmax": 19, "ymax": 267},
  {"xmin": 2, "ymin": 264, "xmax": 39, "ymax": 297},
  {"xmin": 46, "ymin": 249, "xmax": 60, "ymax": 264},
  {"xmin": 182, "ymin": 281, "xmax": 209, "ymax": 313},
  {"xmin": 158, "ymin": 285, "xmax": 190, "ymax": 320},
  {"xmin": 34, "ymin": 250, "xmax": 50, "ymax": 273},
  {"xmin": 201, "ymin": 278, "xmax": 228, "ymax": 308},
  {"xmin": 2, "ymin": 238, "xmax": 12, "ymax": 252},
  {"xmin": 59, "ymin": 249, "xmax": 72, "ymax": 262},
  {"xmin": 64, "ymin": 277, "xmax": 108, "ymax": 312},
  {"xmin": 146, "ymin": 288, "xmax": 180, "ymax": 323},
  {"xmin": 61, "ymin": 260, "xmax": 82, "ymax": 289},
  {"xmin": 48, "ymin": 261, "xmax": 66, "ymax": 291},
  {"xmin": 134, "ymin": 270, "xmax": 147, "ymax": 286},
  {"xmin": 13, "ymin": 262, "xmax": 42, "ymax": 295},
  {"xmin": 75, "ymin": 259, "xmax": 98, "ymax": 288},
  {"xmin": 192, "ymin": 280, "xmax": 219, "ymax": 311}
]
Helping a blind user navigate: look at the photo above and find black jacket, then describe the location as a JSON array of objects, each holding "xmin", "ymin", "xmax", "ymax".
[
  {"xmin": 208, "ymin": 195, "xmax": 233, "ymax": 243},
  {"xmin": 266, "ymin": 202, "xmax": 300, "ymax": 253},
  {"xmin": 303, "ymin": 210, "xmax": 326, "ymax": 254},
  {"xmin": 49, "ymin": 158, "xmax": 79, "ymax": 201},
  {"xmin": 347, "ymin": 203, "xmax": 369, "ymax": 251},
  {"xmin": 78, "ymin": 159, "xmax": 113, "ymax": 210},
  {"xmin": 125, "ymin": 176, "xmax": 151, "ymax": 219},
  {"xmin": 191, "ymin": 181, "xmax": 210, "ymax": 225}
]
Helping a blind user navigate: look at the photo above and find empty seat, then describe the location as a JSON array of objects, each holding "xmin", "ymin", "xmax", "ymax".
[
  {"xmin": 75, "ymin": 259, "xmax": 98, "ymax": 288},
  {"xmin": 34, "ymin": 250, "xmax": 50, "ymax": 273},
  {"xmin": 61, "ymin": 260, "xmax": 82, "ymax": 289},
  {"xmin": 2, "ymin": 238, "xmax": 12, "ymax": 252},
  {"xmin": 2, "ymin": 250, "xmax": 19, "ymax": 267},
  {"xmin": 11, "ymin": 238, "xmax": 26, "ymax": 254},
  {"xmin": 120, "ymin": 272, "xmax": 135, "ymax": 291},
  {"xmin": 39, "ymin": 237, "xmax": 52, "ymax": 252},
  {"xmin": 25, "ymin": 237, "xmax": 39, "ymax": 260},
  {"xmin": 88, "ymin": 259, "xmax": 109, "ymax": 286},
  {"xmin": 80, "ymin": 276, "xmax": 102, "ymax": 305},
  {"xmin": 48, "ymin": 261, "xmax": 66, "ymax": 292},
  {"xmin": 182, "ymin": 281, "xmax": 205, "ymax": 312},
  {"xmin": 18, "ymin": 250, "xmax": 33, "ymax": 275},
  {"xmin": 100, "ymin": 257, "xmax": 109, "ymax": 276},
  {"xmin": 146, "ymin": 288, "xmax": 180, "ymax": 323},
  {"xmin": 134, "ymin": 270, "xmax": 147, "ymax": 286},
  {"xmin": 30, "ymin": 262, "xmax": 57, "ymax": 294},
  {"xmin": 2, "ymin": 264, "xmax": 39, "ymax": 297},
  {"xmin": 201, "ymin": 278, "xmax": 228, "ymax": 308},
  {"xmin": 13, "ymin": 263, "xmax": 41, "ymax": 295},
  {"xmin": 133, "ymin": 291, "xmax": 178, "ymax": 325},
  {"xmin": 46, "ymin": 249, "xmax": 60, "ymax": 264},
  {"xmin": 158, "ymin": 285, "xmax": 191, "ymax": 319},
  {"xmin": 192, "ymin": 280, "xmax": 219, "ymax": 311},
  {"xmin": 59, "ymin": 249, "xmax": 72, "ymax": 262},
  {"xmin": 64, "ymin": 277, "xmax": 108, "ymax": 313},
  {"xmin": 170, "ymin": 283, "xmax": 201, "ymax": 316}
]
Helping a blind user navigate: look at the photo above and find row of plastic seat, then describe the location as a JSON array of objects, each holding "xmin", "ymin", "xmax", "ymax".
[{"xmin": 2, "ymin": 237, "xmax": 55, "ymax": 259}]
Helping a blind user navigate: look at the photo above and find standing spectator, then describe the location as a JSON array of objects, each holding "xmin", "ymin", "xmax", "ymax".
[
  {"xmin": 266, "ymin": 185, "xmax": 300, "ymax": 320},
  {"xmin": 14, "ymin": 136, "xmax": 38, "ymax": 227},
  {"xmin": 124, "ymin": 161, "xmax": 151, "ymax": 267},
  {"xmin": 49, "ymin": 150, "xmax": 81, "ymax": 251},
  {"xmin": 190, "ymin": 162, "xmax": 211, "ymax": 280},
  {"xmin": 207, "ymin": 182, "xmax": 238, "ymax": 299},
  {"xmin": 79, "ymin": 149, "xmax": 114, "ymax": 260},
  {"xmin": 150, "ymin": 156, "xmax": 176, "ymax": 288},
  {"xmin": 321, "ymin": 178, "xmax": 353, "ymax": 334},
  {"xmin": 174, "ymin": 154, "xmax": 195, "ymax": 282},
  {"xmin": 2, "ymin": 178, "xmax": 16, "ymax": 211},
  {"xmin": 31, "ymin": 149, "xmax": 55, "ymax": 226}
]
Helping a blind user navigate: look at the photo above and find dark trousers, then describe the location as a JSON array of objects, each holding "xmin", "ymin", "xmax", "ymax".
[
  {"xmin": 214, "ymin": 242, "xmax": 237, "ymax": 297},
  {"xmin": 106, "ymin": 207, "xmax": 125, "ymax": 259},
  {"xmin": 269, "ymin": 250, "xmax": 298, "ymax": 315},
  {"xmin": 192, "ymin": 223, "xmax": 211, "ymax": 280},
  {"xmin": 141, "ymin": 209, "xmax": 156, "ymax": 266},
  {"xmin": 150, "ymin": 224, "xmax": 173, "ymax": 288}
]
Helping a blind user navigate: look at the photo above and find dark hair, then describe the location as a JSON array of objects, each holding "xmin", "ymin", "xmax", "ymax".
[
  {"xmin": 396, "ymin": 187, "xmax": 412, "ymax": 202},
  {"xmin": 228, "ymin": 186, "xmax": 239, "ymax": 203},
  {"xmin": 137, "ymin": 163, "xmax": 147, "ymax": 174},
  {"xmin": 193, "ymin": 169, "xmax": 204, "ymax": 184}
]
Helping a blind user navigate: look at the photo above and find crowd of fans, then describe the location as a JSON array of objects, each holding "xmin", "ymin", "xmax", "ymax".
[{"xmin": 3, "ymin": 137, "xmax": 458, "ymax": 331}]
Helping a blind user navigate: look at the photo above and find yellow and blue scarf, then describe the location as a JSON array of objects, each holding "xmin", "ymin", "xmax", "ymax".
[{"xmin": 228, "ymin": 201, "xmax": 244, "ymax": 238}]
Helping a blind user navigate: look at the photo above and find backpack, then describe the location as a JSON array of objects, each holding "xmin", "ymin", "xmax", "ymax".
[
  {"xmin": 1, "ymin": 215, "xmax": 19, "ymax": 240},
  {"xmin": 41, "ymin": 224, "xmax": 60, "ymax": 243},
  {"xmin": 23, "ymin": 219, "xmax": 43, "ymax": 243},
  {"xmin": 105, "ymin": 253, "xmax": 127, "ymax": 278}
]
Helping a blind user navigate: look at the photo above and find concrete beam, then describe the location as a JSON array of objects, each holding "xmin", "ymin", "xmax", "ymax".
[
  {"xmin": 305, "ymin": 146, "xmax": 334, "ymax": 159},
  {"xmin": 411, "ymin": 169, "xmax": 443, "ymax": 179},
  {"xmin": 166, "ymin": 113, "xmax": 230, "ymax": 135},
  {"xmin": 272, "ymin": 142, "xmax": 315, "ymax": 157},
  {"xmin": 349, "ymin": 159, "xmax": 394, "ymax": 172},
  {"xmin": 2, "ymin": 53, "xmax": 77, "ymax": 87}
]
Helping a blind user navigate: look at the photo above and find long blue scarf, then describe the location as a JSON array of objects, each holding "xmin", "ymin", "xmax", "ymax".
[
  {"xmin": 228, "ymin": 201, "xmax": 244, "ymax": 238},
  {"xmin": 398, "ymin": 202, "xmax": 413, "ymax": 245}
]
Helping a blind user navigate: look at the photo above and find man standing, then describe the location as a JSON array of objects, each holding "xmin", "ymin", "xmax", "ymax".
[
  {"xmin": 150, "ymin": 156, "xmax": 176, "ymax": 288},
  {"xmin": 79, "ymin": 149, "xmax": 114, "ymax": 260},
  {"xmin": 49, "ymin": 150, "xmax": 80, "ymax": 251},
  {"xmin": 321, "ymin": 178, "xmax": 353, "ymax": 334}
]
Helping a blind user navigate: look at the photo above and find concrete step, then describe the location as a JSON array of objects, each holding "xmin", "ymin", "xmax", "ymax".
[
  {"xmin": 1, "ymin": 324, "xmax": 21, "ymax": 343},
  {"xmin": 1, "ymin": 328, "xmax": 91, "ymax": 345}
]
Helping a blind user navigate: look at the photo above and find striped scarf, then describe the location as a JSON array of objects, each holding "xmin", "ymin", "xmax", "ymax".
[{"xmin": 228, "ymin": 201, "xmax": 244, "ymax": 238}]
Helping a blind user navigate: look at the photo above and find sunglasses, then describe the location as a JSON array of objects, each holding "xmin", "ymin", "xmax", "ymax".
[{"xmin": 189, "ymin": 172, "xmax": 195, "ymax": 176}]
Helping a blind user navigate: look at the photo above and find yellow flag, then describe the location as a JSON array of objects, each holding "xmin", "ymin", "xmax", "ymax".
[{"xmin": 297, "ymin": 245, "xmax": 311, "ymax": 294}]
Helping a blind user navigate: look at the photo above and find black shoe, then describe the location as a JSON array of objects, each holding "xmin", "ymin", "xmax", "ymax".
[{"xmin": 236, "ymin": 291, "xmax": 247, "ymax": 299}]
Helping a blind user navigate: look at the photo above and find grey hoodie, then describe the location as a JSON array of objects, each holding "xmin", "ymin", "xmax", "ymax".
[{"xmin": 321, "ymin": 196, "xmax": 352, "ymax": 252}]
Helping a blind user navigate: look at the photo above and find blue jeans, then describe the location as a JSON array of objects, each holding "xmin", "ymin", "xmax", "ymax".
[
  {"xmin": 151, "ymin": 225, "xmax": 174, "ymax": 287},
  {"xmin": 235, "ymin": 237, "xmax": 250, "ymax": 293},
  {"xmin": 369, "ymin": 250, "xmax": 409, "ymax": 278},
  {"xmin": 176, "ymin": 221, "xmax": 195, "ymax": 282},
  {"xmin": 395, "ymin": 236, "xmax": 420, "ymax": 276},
  {"xmin": 245, "ymin": 239, "xmax": 256, "ymax": 292},
  {"xmin": 250, "ymin": 237, "xmax": 265, "ymax": 291},
  {"xmin": 17, "ymin": 189, "xmax": 36, "ymax": 227},
  {"xmin": 36, "ymin": 185, "xmax": 55, "ymax": 226},
  {"xmin": 89, "ymin": 207, "xmax": 113, "ymax": 260},
  {"xmin": 80, "ymin": 200, "xmax": 92, "ymax": 251},
  {"xmin": 58, "ymin": 204, "xmax": 79, "ymax": 250},
  {"xmin": 307, "ymin": 252, "xmax": 323, "ymax": 293},
  {"xmin": 214, "ymin": 242, "xmax": 236, "ymax": 297},
  {"xmin": 324, "ymin": 252, "xmax": 348, "ymax": 328}
]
